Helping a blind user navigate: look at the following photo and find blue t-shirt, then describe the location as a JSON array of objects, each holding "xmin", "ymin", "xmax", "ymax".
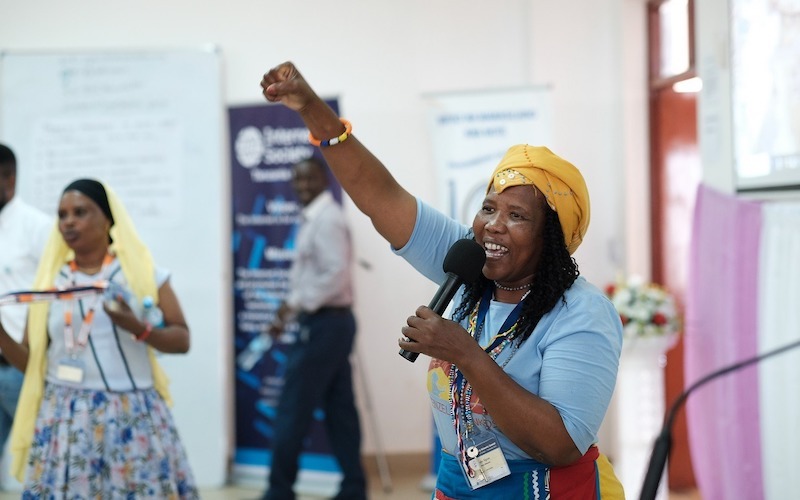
[{"xmin": 394, "ymin": 198, "xmax": 623, "ymax": 460}]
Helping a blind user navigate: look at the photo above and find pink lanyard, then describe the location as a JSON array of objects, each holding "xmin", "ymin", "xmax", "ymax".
[{"xmin": 63, "ymin": 254, "xmax": 114, "ymax": 353}]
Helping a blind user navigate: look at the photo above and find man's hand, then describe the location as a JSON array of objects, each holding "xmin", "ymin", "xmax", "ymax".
[
  {"xmin": 266, "ymin": 302, "xmax": 293, "ymax": 339},
  {"xmin": 266, "ymin": 319, "xmax": 283, "ymax": 339}
]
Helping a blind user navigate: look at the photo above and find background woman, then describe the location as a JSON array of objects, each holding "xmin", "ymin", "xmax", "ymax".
[{"xmin": 0, "ymin": 179, "xmax": 198, "ymax": 498}]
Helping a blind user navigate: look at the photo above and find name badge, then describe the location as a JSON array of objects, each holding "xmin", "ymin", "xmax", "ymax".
[
  {"xmin": 461, "ymin": 431, "xmax": 511, "ymax": 489},
  {"xmin": 56, "ymin": 357, "xmax": 85, "ymax": 384}
]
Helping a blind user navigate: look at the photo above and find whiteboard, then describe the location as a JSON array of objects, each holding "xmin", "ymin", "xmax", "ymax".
[{"xmin": 0, "ymin": 49, "xmax": 230, "ymax": 487}]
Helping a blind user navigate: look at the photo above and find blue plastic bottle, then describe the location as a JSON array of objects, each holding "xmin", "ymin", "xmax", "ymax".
[{"xmin": 142, "ymin": 296, "xmax": 165, "ymax": 328}]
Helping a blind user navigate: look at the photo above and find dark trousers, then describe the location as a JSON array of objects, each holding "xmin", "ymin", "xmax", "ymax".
[
  {"xmin": 264, "ymin": 307, "xmax": 366, "ymax": 500},
  {"xmin": 0, "ymin": 361, "xmax": 23, "ymax": 453}
]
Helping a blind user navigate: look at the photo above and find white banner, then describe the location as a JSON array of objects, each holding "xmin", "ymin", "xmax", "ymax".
[
  {"xmin": 758, "ymin": 202, "xmax": 800, "ymax": 500},
  {"xmin": 424, "ymin": 87, "xmax": 553, "ymax": 224}
]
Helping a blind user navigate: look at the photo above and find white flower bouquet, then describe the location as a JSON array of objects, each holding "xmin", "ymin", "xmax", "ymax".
[{"xmin": 604, "ymin": 276, "xmax": 681, "ymax": 340}]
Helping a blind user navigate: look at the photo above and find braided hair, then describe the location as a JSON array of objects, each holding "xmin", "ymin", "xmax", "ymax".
[{"xmin": 451, "ymin": 207, "xmax": 580, "ymax": 341}]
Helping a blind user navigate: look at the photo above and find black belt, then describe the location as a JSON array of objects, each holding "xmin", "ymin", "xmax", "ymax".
[
  {"xmin": 310, "ymin": 306, "xmax": 351, "ymax": 315},
  {"xmin": 0, "ymin": 354, "xmax": 10, "ymax": 366}
]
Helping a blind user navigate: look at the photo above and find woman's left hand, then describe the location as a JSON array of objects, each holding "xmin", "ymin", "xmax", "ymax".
[{"xmin": 399, "ymin": 306, "xmax": 482, "ymax": 364}]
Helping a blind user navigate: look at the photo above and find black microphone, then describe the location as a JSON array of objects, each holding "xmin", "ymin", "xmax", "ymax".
[
  {"xmin": 399, "ymin": 238, "xmax": 486, "ymax": 362},
  {"xmin": 640, "ymin": 336, "xmax": 800, "ymax": 500}
]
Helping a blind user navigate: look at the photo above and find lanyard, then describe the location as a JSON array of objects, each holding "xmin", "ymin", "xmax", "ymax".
[
  {"xmin": 473, "ymin": 287, "xmax": 524, "ymax": 344},
  {"xmin": 63, "ymin": 254, "xmax": 114, "ymax": 353},
  {"xmin": 449, "ymin": 286, "xmax": 528, "ymax": 477},
  {"xmin": 0, "ymin": 284, "xmax": 106, "ymax": 306}
]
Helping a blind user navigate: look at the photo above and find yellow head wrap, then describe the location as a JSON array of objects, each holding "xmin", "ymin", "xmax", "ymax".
[
  {"xmin": 486, "ymin": 145, "xmax": 590, "ymax": 254},
  {"xmin": 10, "ymin": 181, "xmax": 172, "ymax": 481}
]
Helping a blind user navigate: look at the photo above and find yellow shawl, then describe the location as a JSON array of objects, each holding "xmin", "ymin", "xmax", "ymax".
[{"xmin": 10, "ymin": 182, "xmax": 172, "ymax": 481}]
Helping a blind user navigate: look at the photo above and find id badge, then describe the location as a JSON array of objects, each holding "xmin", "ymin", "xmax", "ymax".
[
  {"xmin": 56, "ymin": 357, "xmax": 85, "ymax": 384},
  {"xmin": 460, "ymin": 431, "xmax": 511, "ymax": 490}
]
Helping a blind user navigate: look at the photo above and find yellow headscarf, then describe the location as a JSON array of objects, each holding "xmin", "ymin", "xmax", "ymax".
[
  {"xmin": 10, "ymin": 181, "xmax": 172, "ymax": 481},
  {"xmin": 487, "ymin": 145, "xmax": 590, "ymax": 254}
]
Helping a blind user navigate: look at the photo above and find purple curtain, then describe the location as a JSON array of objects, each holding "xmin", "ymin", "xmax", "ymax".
[{"xmin": 684, "ymin": 184, "xmax": 763, "ymax": 500}]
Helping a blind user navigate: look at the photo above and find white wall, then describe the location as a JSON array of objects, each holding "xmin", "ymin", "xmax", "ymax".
[
  {"xmin": 622, "ymin": 0, "xmax": 653, "ymax": 279},
  {"xmin": 0, "ymin": 0, "xmax": 647, "ymax": 486}
]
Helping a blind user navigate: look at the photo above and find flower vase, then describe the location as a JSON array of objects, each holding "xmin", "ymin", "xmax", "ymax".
[{"xmin": 613, "ymin": 334, "xmax": 677, "ymax": 500}]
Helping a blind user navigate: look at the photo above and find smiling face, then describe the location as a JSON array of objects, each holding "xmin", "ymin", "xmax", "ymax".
[
  {"xmin": 472, "ymin": 184, "xmax": 550, "ymax": 287},
  {"xmin": 58, "ymin": 190, "xmax": 112, "ymax": 253}
]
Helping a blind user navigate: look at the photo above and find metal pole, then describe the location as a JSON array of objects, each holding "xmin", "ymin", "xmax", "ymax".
[{"xmin": 353, "ymin": 348, "xmax": 393, "ymax": 492}]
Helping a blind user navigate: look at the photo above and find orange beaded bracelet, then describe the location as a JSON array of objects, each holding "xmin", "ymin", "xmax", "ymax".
[{"xmin": 308, "ymin": 118, "xmax": 352, "ymax": 147}]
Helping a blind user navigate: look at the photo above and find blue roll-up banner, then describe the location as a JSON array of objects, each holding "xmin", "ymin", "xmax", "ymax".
[{"xmin": 229, "ymin": 101, "xmax": 344, "ymax": 494}]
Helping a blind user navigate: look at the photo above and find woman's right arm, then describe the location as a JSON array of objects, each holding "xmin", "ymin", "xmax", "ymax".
[
  {"xmin": 0, "ymin": 316, "xmax": 29, "ymax": 372},
  {"xmin": 261, "ymin": 62, "xmax": 418, "ymax": 250}
]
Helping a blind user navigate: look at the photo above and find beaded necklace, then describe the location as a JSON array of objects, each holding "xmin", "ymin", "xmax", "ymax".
[
  {"xmin": 493, "ymin": 280, "xmax": 532, "ymax": 291},
  {"xmin": 448, "ymin": 287, "xmax": 529, "ymax": 478}
]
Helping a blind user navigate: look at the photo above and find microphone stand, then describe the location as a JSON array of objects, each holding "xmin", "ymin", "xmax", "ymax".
[{"xmin": 639, "ymin": 337, "xmax": 800, "ymax": 500}]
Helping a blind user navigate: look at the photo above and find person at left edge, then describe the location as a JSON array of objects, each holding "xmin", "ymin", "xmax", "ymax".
[
  {"xmin": 0, "ymin": 144, "xmax": 52, "ymax": 488},
  {"xmin": 0, "ymin": 178, "xmax": 199, "ymax": 498},
  {"xmin": 260, "ymin": 157, "xmax": 366, "ymax": 500}
]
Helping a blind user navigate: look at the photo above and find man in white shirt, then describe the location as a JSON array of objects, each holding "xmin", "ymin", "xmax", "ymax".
[
  {"xmin": 261, "ymin": 157, "xmax": 366, "ymax": 500},
  {"xmin": 0, "ymin": 144, "xmax": 52, "ymax": 486}
]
